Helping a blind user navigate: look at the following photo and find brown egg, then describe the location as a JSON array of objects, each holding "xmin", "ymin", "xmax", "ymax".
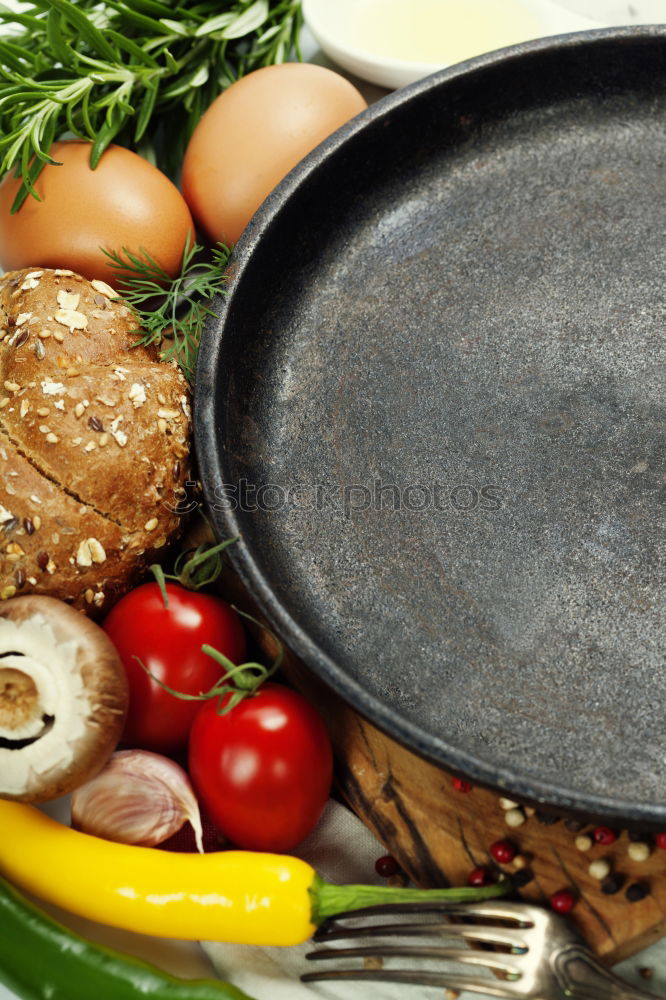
[
  {"xmin": 0, "ymin": 141, "xmax": 194, "ymax": 287},
  {"xmin": 181, "ymin": 63, "xmax": 368, "ymax": 246}
]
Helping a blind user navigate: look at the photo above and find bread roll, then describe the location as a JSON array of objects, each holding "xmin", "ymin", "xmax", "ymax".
[{"xmin": 0, "ymin": 267, "xmax": 192, "ymax": 614}]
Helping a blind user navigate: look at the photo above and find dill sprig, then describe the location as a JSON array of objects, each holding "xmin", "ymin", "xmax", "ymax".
[
  {"xmin": 103, "ymin": 238, "xmax": 231, "ymax": 383},
  {"xmin": 0, "ymin": 0, "xmax": 303, "ymax": 208}
]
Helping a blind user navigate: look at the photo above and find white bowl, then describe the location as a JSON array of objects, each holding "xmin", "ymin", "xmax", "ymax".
[{"xmin": 302, "ymin": 0, "xmax": 642, "ymax": 90}]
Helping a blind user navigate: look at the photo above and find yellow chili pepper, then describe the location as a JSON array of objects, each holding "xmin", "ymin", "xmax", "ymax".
[
  {"xmin": 0, "ymin": 801, "xmax": 315, "ymax": 945},
  {"xmin": 0, "ymin": 801, "xmax": 509, "ymax": 945}
]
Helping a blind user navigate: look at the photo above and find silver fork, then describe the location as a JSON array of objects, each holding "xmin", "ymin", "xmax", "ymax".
[{"xmin": 302, "ymin": 899, "xmax": 663, "ymax": 999}]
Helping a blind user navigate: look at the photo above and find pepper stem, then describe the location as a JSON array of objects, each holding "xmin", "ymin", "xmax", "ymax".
[{"xmin": 309, "ymin": 874, "xmax": 510, "ymax": 924}]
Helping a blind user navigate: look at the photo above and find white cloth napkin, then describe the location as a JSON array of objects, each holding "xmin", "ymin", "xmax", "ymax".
[{"xmin": 202, "ymin": 799, "xmax": 490, "ymax": 999}]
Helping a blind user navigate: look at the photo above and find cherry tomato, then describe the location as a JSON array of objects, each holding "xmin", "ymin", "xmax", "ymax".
[
  {"xmin": 103, "ymin": 582, "xmax": 246, "ymax": 754},
  {"xmin": 188, "ymin": 682, "xmax": 333, "ymax": 851}
]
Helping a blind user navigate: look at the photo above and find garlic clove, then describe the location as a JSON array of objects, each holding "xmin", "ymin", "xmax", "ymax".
[{"xmin": 70, "ymin": 749, "xmax": 204, "ymax": 853}]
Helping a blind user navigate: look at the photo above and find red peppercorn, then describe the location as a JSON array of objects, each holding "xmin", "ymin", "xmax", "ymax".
[
  {"xmin": 489, "ymin": 839, "xmax": 517, "ymax": 864},
  {"xmin": 467, "ymin": 866, "xmax": 495, "ymax": 887},
  {"xmin": 374, "ymin": 854, "xmax": 400, "ymax": 878},
  {"xmin": 655, "ymin": 833, "xmax": 666, "ymax": 850},
  {"xmin": 550, "ymin": 888, "xmax": 576, "ymax": 914},
  {"xmin": 593, "ymin": 826, "xmax": 617, "ymax": 845},
  {"xmin": 452, "ymin": 777, "xmax": 473, "ymax": 793}
]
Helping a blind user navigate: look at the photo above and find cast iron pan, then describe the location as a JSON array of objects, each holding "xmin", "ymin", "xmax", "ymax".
[{"xmin": 196, "ymin": 27, "xmax": 666, "ymax": 824}]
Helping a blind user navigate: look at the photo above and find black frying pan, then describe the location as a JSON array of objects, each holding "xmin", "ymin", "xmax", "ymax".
[{"xmin": 196, "ymin": 26, "xmax": 666, "ymax": 825}]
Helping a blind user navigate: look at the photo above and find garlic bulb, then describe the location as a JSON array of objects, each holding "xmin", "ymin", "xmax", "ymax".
[{"xmin": 70, "ymin": 749, "xmax": 204, "ymax": 852}]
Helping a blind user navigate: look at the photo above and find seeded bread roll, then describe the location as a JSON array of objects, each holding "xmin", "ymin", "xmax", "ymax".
[{"xmin": 0, "ymin": 267, "xmax": 192, "ymax": 615}]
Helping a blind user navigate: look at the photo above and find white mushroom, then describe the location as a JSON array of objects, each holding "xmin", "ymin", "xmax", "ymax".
[{"xmin": 0, "ymin": 595, "xmax": 128, "ymax": 802}]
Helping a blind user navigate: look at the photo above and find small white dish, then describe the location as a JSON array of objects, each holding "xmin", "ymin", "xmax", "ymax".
[
  {"xmin": 302, "ymin": 0, "xmax": 646, "ymax": 90},
  {"xmin": 554, "ymin": 0, "xmax": 666, "ymax": 20}
]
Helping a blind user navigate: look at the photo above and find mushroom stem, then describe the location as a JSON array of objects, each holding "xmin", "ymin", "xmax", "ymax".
[
  {"xmin": 0, "ymin": 665, "xmax": 38, "ymax": 731},
  {"xmin": 0, "ymin": 657, "xmax": 53, "ymax": 742}
]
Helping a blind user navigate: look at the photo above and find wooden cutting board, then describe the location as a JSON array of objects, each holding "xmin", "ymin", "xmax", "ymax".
[
  {"xmin": 290, "ymin": 665, "xmax": 666, "ymax": 967},
  {"xmin": 190, "ymin": 521, "xmax": 666, "ymax": 966}
]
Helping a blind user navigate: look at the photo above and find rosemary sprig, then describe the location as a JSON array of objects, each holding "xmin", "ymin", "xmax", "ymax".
[
  {"xmin": 0, "ymin": 0, "xmax": 303, "ymax": 208},
  {"xmin": 103, "ymin": 237, "xmax": 231, "ymax": 383}
]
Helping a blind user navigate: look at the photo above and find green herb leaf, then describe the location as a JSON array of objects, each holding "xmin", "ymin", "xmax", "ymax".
[
  {"xmin": 221, "ymin": 0, "xmax": 269, "ymax": 39},
  {"xmin": 45, "ymin": 0, "xmax": 120, "ymax": 61},
  {"xmin": 158, "ymin": 17, "xmax": 192, "ymax": 37},
  {"xmin": 102, "ymin": 2, "xmax": 167, "ymax": 35},
  {"xmin": 114, "ymin": 0, "xmax": 174, "ymax": 17},
  {"xmin": 194, "ymin": 12, "xmax": 236, "ymax": 37},
  {"xmin": 102, "ymin": 236, "xmax": 232, "ymax": 382},
  {"xmin": 90, "ymin": 106, "xmax": 126, "ymax": 166},
  {"xmin": 0, "ymin": 41, "xmax": 35, "ymax": 74},
  {"xmin": 0, "ymin": 4, "xmax": 43, "ymax": 31},
  {"xmin": 46, "ymin": 9, "xmax": 74, "ymax": 67},
  {"xmin": 0, "ymin": 0, "xmax": 304, "ymax": 197},
  {"xmin": 105, "ymin": 30, "xmax": 160, "ymax": 68},
  {"xmin": 134, "ymin": 80, "xmax": 159, "ymax": 142}
]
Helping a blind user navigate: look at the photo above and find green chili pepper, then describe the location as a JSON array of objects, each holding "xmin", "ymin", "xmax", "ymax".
[{"xmin": 0, "ymin": 874, "xmax": 254, "ymax": 1000}]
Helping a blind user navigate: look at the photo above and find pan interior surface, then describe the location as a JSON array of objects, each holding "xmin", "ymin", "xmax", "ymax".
[{"xmin": 197, "ymin": 31, "xmax": 666, "ymax": 819}]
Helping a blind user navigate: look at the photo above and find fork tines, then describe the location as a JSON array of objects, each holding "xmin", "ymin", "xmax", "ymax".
[{"xmin": 302, "ymin": 900, "xmax": 530, "ymax": 993}]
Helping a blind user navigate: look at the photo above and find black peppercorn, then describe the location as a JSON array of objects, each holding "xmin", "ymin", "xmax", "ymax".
[
  {"xmin": 600, "ymin": 874, "xmax": 625, "ymax": 895},
  {"xmin": 626, "ymin": 882, "xmax": 649, "ymax": 903},
  {"xmin": 535, "ymin": 810, "xmax": 560, "ymax": 826},
  {"xmin": 511, "ymin": 868, "xmax": 534, "ymax": 889},
  {"xmin": 628, "ymin": 830, "xmax": 652, "ymax": 844}
]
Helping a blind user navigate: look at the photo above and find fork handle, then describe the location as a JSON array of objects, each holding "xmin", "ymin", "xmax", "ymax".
[{"xmin": 552, "ymin": 943, "xmax": 664, "ymax": 1000}]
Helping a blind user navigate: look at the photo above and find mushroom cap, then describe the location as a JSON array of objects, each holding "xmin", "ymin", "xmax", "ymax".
[{"xmin": 0, "ymin": 595, "xmax": 128, "ymax": 802}]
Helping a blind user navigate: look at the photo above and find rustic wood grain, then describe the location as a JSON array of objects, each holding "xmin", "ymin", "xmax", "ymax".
[{"xmin": 188, "ymin": 518, "xmax": 666, "ymax": 965}]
